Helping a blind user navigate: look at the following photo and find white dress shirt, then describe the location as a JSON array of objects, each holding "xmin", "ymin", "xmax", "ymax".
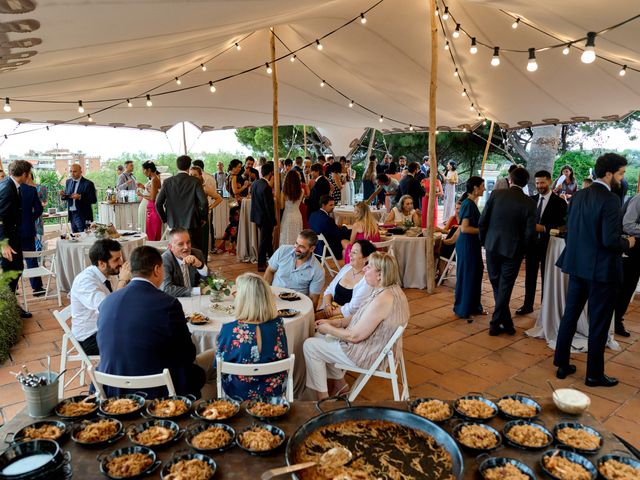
[
  {"xmin": 175, "ymin": 255, "xmax": 208, "ymax": 295},
  {"xmin": 70, "ymin": 265, "xmax": 111, "ymax": 341},
  {"xmin": 536, "ymin": 191, "xmax": 552, "ymax": 220},
  {"xmin": 322, "ymin": 264, "xmax": 374, "ymax": 318}
]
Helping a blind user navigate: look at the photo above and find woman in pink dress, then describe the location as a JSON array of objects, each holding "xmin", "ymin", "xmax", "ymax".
[
  {"xmin": 421, "ymin": 173, "xmax": 443, "ymax": 227},
  {"xmin": 139, "ymin": 161, "xmax": 162, "ymax": 241},
  {"xmin": 344, "ymin": 202, "xmax": 381, "ymax": 263}
]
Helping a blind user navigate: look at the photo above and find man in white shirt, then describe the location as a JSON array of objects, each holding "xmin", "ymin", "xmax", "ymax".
[
  {"xmin": 70, "ymin": 239, "xmax": 130, "ymax": 355},
  {"xmin": 160, "ymin": 228, "xmax": 208, "ymax": 297}
]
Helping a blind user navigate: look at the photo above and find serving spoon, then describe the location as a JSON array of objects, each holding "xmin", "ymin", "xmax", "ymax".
[{"xmin": 260, "ymin": 447, "xmax": 352, "ymax": 480}]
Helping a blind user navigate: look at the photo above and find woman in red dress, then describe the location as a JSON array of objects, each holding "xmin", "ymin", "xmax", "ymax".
[{"xmin": 421, "ymin": 173, "xmax": 443, "ymax": 227}]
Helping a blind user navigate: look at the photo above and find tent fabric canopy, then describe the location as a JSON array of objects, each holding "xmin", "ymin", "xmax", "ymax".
[{"xmin": 0, "ymin": 0, "xmax": 639, "ymax": 153}]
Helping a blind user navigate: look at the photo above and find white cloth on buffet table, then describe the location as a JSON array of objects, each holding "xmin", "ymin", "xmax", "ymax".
[
  {"xmin": 236, "ymin": 198, "xmax": 259, "ymax": 263},
  {"xmin": 98, "ymin": 202, "xmax": 141, "ymax": 230}
]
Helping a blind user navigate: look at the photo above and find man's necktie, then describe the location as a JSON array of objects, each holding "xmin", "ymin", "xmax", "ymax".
[
  {"xmin": 182, "ymin": 263, "xmax": 190, "ymax": 287},
  {"xmin": 536, "ymin": 196, "xmax": 544, "ymax": 224},
  {"xmin": 104, "ymin": 279, "xmax": 113, "ymax": 292}
]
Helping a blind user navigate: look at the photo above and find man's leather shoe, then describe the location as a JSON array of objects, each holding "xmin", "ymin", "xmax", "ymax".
[
  {"xmin": 515, "ymin": 306, "xmax": 533, "ymax": 315},
  {"xmin": 19, "ymin": 308, "xmax": 32, "ymax": 319},
  {"xmin": 585, "ymin": 375, "xmax": 618, "ymax": 387},
  {"xmin": 503, "ymin": 325, "xmax": 516, "ymax": 335},
  {"xmin": 556, "ymin": 364, "xmax": 576, "ymax": 379},
  {"xmin": 488, "ymin": 326, "xmax": 504, "ymax": 336},
  {"xmin": 615, "ymin": 325, "xmax": 631, "ymax": 337}
]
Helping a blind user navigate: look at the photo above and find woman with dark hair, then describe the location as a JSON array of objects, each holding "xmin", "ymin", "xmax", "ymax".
[
  {"xmin": 228, "ymin": 158, "xmax": 250, "ymax": 201},
  {"xmin": 443, "ymin": 160, "xmax": 458, "ymax": 221},
  {"xmin": 279, "ymin": 170, "xmax": 304, "ymax": 245},
  {"xmin": 327, "ymin": 161, "xmax": 343, "ymax": 204},
  {"xmin": 386, "ymin": 161, "xmax": 400, "ymax": 180},
  {"xmin": 453, "ymin": 176, "xmax": 486, "ymax": 321},
  {"xmin": 553, "ymin": 164, "xmax": 577, "ymax": 201},
  {"xmin": 139, "ymin": 161, "xmax": 162, "ymax": 240}
]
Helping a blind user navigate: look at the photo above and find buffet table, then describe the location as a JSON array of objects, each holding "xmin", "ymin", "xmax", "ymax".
[
  {"xmin": 212, "ymin": 198, "xmax": 232, "ymax": 240},
  {"xmin": 236, "ymin": 199, "xmax": 258, "ymax": 263},
  {"xmin": 0, "ymin": 398, "xmax": 634, "ymax": 479},
  {"xmin": 98, "ymin": 202, "xmax": 141, "ymax": 231}
]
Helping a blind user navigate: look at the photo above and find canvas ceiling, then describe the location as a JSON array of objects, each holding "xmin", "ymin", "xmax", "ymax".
[{"xmin": 0, "ymin": 0, "xmax": 639, "ymax": 154}]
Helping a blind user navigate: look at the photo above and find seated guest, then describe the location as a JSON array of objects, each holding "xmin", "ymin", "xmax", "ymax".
[
  {"xmin": 315, "ymin": 240, "xmax": 376, "ymax": 321},
  {"xmin": 97, "ymin": 246, "xmax": 206, "ymax": 398},
  {"xmin": 304, "ymin": 252, "xmax": 409, "ymax": 399},
  {"xmin": 308, "ymin": 194, "xmax": 350, "ymax": 260},
  {"xmin": 264, "ymin": 229, "xmax": 325, "ymax": 306},
  {"xmin": 216, "ymin": 273, "xmax": 289, "ymax": 399},
  {"xmin": 385, "ymin": 194, "xmax": 421, "ymax": 227},
  {"xmin": 344, "ymin": 202, "xmax": 380, "ymax": 263},
  {"xmin": 161, "ymin": 227, "xmax": 208, "ymax": 297},
  {"xmin": 70, "ymin": 239, "xmax": 129, "ymax": 355}
]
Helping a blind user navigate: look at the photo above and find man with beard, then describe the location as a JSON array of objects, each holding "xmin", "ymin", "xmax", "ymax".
[
  {"xmin": 160, "ymin": 228, "xmax": 208, "ymax": 297},
  {"xmin": 70, "ymin": 239, "xmax": 130, "ymax": 355},
  {"xmin": 264, "ymin": 229, "xmax": 325, "ymax": 306},
  {"xmin": 554, "ymin": 153, "xmax": 635, "ymax": 387}
]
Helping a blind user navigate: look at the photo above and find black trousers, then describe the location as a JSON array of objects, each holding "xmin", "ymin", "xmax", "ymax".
[
  {"xmin": 485, "ymin": 250, "xmax": 523, "ymax": 329},
  {"xmin": 257, "ymin": 223, "xmax": 274, "ymax": 267},
  {"xmin": 614, "ymin": 247, "xmax": 640, "ymax": 327},
  {"xmin": 79, "ymin": 333, "xmax": 100, "ymax": 356},
  {"xmin": 554, "ymin": 275, "xmax": 617, "ymax": 378},
  {"xmin": 69, "ymin": 210, "xmax": 86, "ymax": 233},
  {"xmin": 523, "ymin": 239, "xmax": 548, "ymax": 309},
  {"xmin": 188, "ymin": 226, "xmax": 204, "ymax": 253}
]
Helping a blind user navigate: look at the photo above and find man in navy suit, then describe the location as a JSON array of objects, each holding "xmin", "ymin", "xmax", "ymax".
[
  {"xmin": 20, "ymin": 173, "xmax": 44, "ymax": 295},
  {"xmin": 250, "ymin": 162, "xmax": 276, "ymax": 272},
  {"xmin": 97, "ymin": 246, "xmax": 206, "ymax": 398},
  {"xmin": 308, "ymin": 195, "xmax": 350, "ymax": 260},
  {"xmin": 394, "ymin": 161, "xmax": 425, "ymax": 210},
  {"xmin": 61, "ymin": 163, "xmax": 97, "ymax": 233},
  {"xmin": 554, "ymin": 153, "xmax": 634, "ymax": 387}
]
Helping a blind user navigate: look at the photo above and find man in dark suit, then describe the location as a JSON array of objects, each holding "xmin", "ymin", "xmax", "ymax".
[
  {"xmin": 156, "ymin": 155, "xmax": 208, "ymax": 251},
  {"xmin": 20, "ymin": 174, "xmax": 44, "ymax": 295},
  {"xmin": 479, "ymin": 167, "xmax": 536, "ymax": 336},
  {"xmin": 250, "ymin": 162, "xmax": 276, "ymax": 272},
  {"xmin": 97, "ymin": 245, "xmax": 206, "ymax": 398},
  {"xmin": 0, "ymin": 160, "xmax": 33, "ymax": 318},
  {"xmin": 61, "ymin": 163, "xmax": 97, "ymax": 233},
  {"xmin": 394, "ymin": 161, "xmax": 425, "ymax": 210},
  {"xmin": 517, "ymin": 170, "xmax": 567, "ymax": 315},
  {"xmin": 307, "ymin": 163, "xmax": 330, "ymax": 217},
  {"xmin": 308, "ymin": 195, "xmax": 350, "ymax": 260},
  {"xmin": 160, "ymin": 228, "xmax": 207, "ymax": 297},
  {"xmin": 554, "ymin": 153, "xmax": 634, "ymax": 387}
]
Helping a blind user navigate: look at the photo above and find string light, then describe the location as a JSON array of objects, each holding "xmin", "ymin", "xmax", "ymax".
[
  {"xmin": 469, "ymin": 104, "xmax": 475, "ymax": 111},
  {"xmin": 435, "ymin": 6, "xmax": 439, "ymax": 17},
  {"xmin": 200, "ymin": 63, "xmax": 207, "ymax": 72},
  {"xmin": 235, "ymin": 42, "xmax": 241, "ymax": 51},
  {"xmin": 452, "ymin": 24, "xmax": 461, "ymax": 39},
  {"xmin": 409, "ymin": 124, "xmax": 414, "ymax": 131},
  {"xmin": 453, "ymin": 68, "xmax": 459, "ymax": 77},
  {"xmin": 77, "ymin": 100, "xmax": 84, "ymax": 113},
  {"xmin": 470, "ymin": 37, "xmax": 478, "ymax": 54},
  {"xmin": 461, "ymin": 89, "xmax": 467, "ymax": 97},
  {"xmin": 581, "ymin": 32, "xmax": 596, "ymax": 64},
  {"xmin": 87, "ymin": 114, "xmax": 93, "ymax": 122},
  {"xmin": 462, "ymin": 126, "xmax": 468, "ymax": 132},
  {"xmin": 175, "ymin": 77, "xmax": 181, "ymax": 85},
  {"xmin": 146, "ymin": 95, "xmax": 152, "ymax": 107},
  {"xmin": 348, "ymin": 100, "xmax": 354, "ymax": 108},
  {"xmin": 320, "ymin": 80, "xmax": 325, "ymax": 87},
  {"xmin": 209, "ymin": 81, "xmax": 216, "ymax": 93},
  {"xmin": 562, "ymin": 44, "xmax": 571, "ymax": 55},
  {"xmin": 482, "ymin": 119, "xmax": 487, "ymax": 126},
  {"xmin": 315, "ymin": 39, "xmax": 323, "ymax": 50},
  {"xmin": 619, "ymin": 65, "xmax": 627, "ymax": 76},
  {"xmin": 126, "ymin": 99, "xmax": 132, "ymax": 107},
  {"xmin": 360, "ymin": 13, "xmax": 367, "ymax": 24},
  {"xmin": 379, "ymin": 115, "xmax": 384, "ymax": 123},
  {"xmin": 290, "ymin": 54, "xmax": 296, "ymax": 62},
  {"xmin": 512, "ymin": 18, "xmax": 520, "ymax": 29},
  {"xmin": 527, "ymin": 48, "xmax": 538, "ymax": 72},
  {"xmin": 442, "ymin": 6, "xmax": 449, "ymax": 20},
  {"xmin": 491, "ymin": 47, "xmax": 500, "ymax": 66},
  {"xmin": 265, "ymin": 62, "xmax": 272, "ymax": 74},
  {"xmin": 3, "ymin": 98, "xmax": 11, "ymax": 113},
  {"xmin": 444, "ymin": 41, "xmax": 450, "ymax": 51}
]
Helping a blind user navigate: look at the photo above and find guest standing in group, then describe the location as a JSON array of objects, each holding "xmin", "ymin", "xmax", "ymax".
[
  {"xmin": 344, "ymin": 202, "xmax": 380, "ymax": 263},
  {"xmin": 421, "ymin": 169, "xmax": 443, "ymax": 227},
  {"xmin": 19, "ymin": 174, "xmax": 44, "ymax": 296},
  {"xmin": 395, "ymin": 162, "xmax": 425, "ymax": 212},
  {"xmin": 554, "ymin": 153, "xmax": 634, "ymax": 387},
  {"xmin": 362, "ymin": 157, "xmax": 378, "ymax": 202},
  {"xmin": 155, "ymin": 155, "xmax": 208, "ymax": 252},
  {"xmin": 251, "ymin": 163, "xmax": 276, "ymax": 272},
  {"xmin": 279, "ymin": 170, "xmax": 304, "ymax": 246},
  {"xmin": 138, "ymin": 161, "xmax": 162, "ymax": 241},
  {"xmin": 190, "ymin": 165, "xmax": 222, "ymax": 254},
  {"xmin": 214, "ymin": 161, "xmax": 227, "ymax": 195},
  {"xmin": 339, "ymin": 157, "xmax": 353, "ymax": 205},
  {"xmin": 193, "ymin": 159, "xmax": 221, "ymax": 251},
  {"xmin": 442, "ymin": 161, "xmax": 458, "ymax": 221},
  {"xmin": 307, "ymin": 163, "xmax": 330, "ymax": 217},
  {"xmin": 517, "ymin": 170, "xmax": 567, "ymax": 316},
  {"xmin": 327, "ymin": 162, "xmax": 343, "ymax": 205},
  {"xmin": 385, "ymin": 194, "xmax": 420, "ymax": 227},
  {"xmin": 369, "ymin": 173, "xmax": 400, "ymax": 210},
  {"xmin": 553, "ymin": 164, "xmax": 578, "ymax": 201},
  {"xmin": 479, "ymin": 167, "xmax": 536, "ymax": 336},
  {"xmin": 228, "ymin": 159, "xmax": 251, "ymax": 201},
  {"xmin": 27, "ymin": 173, "xmax": 48, "ymax": 251},
  {"xmin": 116, "ymin": 160, "xmax": 137, "ymax": 192},
  {"xmin": 61, "ymin": 163, "xmax": 97, "ymax": 233},
  {"xmin": 453, "ymin": 177, "xmax": 485, "ymax": 321}
]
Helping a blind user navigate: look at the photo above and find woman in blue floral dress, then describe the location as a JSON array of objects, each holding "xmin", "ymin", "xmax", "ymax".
[{"xmin": 216, "ymin": 273, "xmax": 289, "ymax": 399}]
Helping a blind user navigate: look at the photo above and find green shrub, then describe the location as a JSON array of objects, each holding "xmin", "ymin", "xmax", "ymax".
[{"xmin": 0, "ymin": 284, "xmax": 21, "ymax": 364}]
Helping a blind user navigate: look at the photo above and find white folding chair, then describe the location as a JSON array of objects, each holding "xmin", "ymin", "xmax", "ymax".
[
  {"xmin": 373, "ymin": 238, "xmax": 395, "ymax": 256},
  {"xmin": 88, "ymin": 365, "xmax": 176, "ymax": 400},
  {"xmin": 314, "ymin": 234, "xmax": 341, "ymax": 277},
  {"xmin": 335, "ymin": 325, "xmax": 409, "ymax": 401},
  {"xmin": 216, "ymin": 354, "xmax": 295, "ymax": 402},
  {"xmin": 20, "ymin": 249, "xmax": 62, "ymax": 311},
  {"xmin": 437, "ymin": 250, "xmax": 457, "ymax": 287},
  {"xmin": 53, "ymin": 307, "xmax": 101, "ymax": 398},
  {"xmin": 145, "ymin": 240, "xmax": 169, "ymax": 252}
]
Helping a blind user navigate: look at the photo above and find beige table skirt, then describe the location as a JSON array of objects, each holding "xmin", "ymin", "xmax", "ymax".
[{"xmin": 236, "ymin": 198, "xmax": 259, "ymax": 263}]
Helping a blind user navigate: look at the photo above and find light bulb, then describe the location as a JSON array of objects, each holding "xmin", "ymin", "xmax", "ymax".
[
  {"xmin": 348, "ymin": 100, "xmax": 354, "ymax": 108},
  {"xmin": 360, "ymin": 13, "xmax": 366, "ymax": 24},
  {"xmin": 619, "ymin": 65, "xmax": 627, "ymax": 76},
  {"xmin": 409, "ymin": 124, "xmax": 414, "ymax": 131},
  {"xmin": 444, "ymin": 41, "xmax": 449, "ymax": 51},
  {"xmin": 127, "ymin": 99, "xmax": 132, "ymax": 107},
  {"xmin": 77, "ymin": 100, "xmax": 84, "ymax": 113},
  {"xmin": 527, "ymin": 48, "xmax": 538, "ymax": 72},
  {"xmin": 175, "ymin": 77, "xmax": 181, "ymax": 85},
  {"xmin": 491, "ymin": 47, "xmax": 500, "ymax": 66},
  {"xmin": 442, "ymin": 7, "xmax": 449, "ymax": 20},
  {"xmin": 469, "ymin": 104, "xmax": 475, "ymax": 111},
  {"xmin": 320, "ymin": 80, "xmax": 325, "ymax": 87},
  {"xmin": 435, "ymin": 7, "xmax": 439, "ymax": 17},
  {"xmin": 201, "ymin": 63, "xmax": 207, "ymax": 71},
  {"xmin": 581, "ymin": 32, "xmax": 596, "ymax": 64},
  {"xmin": 477, "ymin": 112, "xmax": 482, "ymax": 119},
  {"xmin": 316, "ymin": 39, "xmax": 323, "ymax": 50},
  {"xmin": 562, "ymin": 44, "xmax": 570, "ymax": 55},
  {"xmin": 461, "ymin": 89, "xmax": 467, "ymax": 97},
  {"xmin": 453, "ymin": 68, "xmax": 459, "ymax": 77},
  {"xmin": 463, "ymin": 127, "xmax": 468, "ymax": 132},
  {"xmin": 265, "ymin": 63, "xmax": 272, "ymax": 74},
  {"xmin": 290, "ymin": 54, "xmax": 296, "ymax": 62},
  {"xmin": 209, "ymin": 81, "xmax": 216, "ymax": 93},
  {"xmin": 87, "ymin": 114, "xmax": 93, "ymax": 122},
  {"xmin": 3, "ymin": 98, "xmax": 10, "ymax": 112},
  {"xmin": 379, "ymin": 115, "xmax": 384, "ymax": 123},
  {"xmin": 512, "ymin": 18, "xmax": 520, "ymax": 29},
  {"xmin": 146, "ymin": 95, "xmax": 152, "ymax": 107},
  {"xmin": 452, "ymin": 24, "xmax": 460, "ymax": 39},
  {"xmin": 483, "ymin": 119, "xmax": 487, "ymax": 126},
  {"xmin": 235, "ymin": 42, "xmax": 241, "ymax": 51},
  {"xmin": 470, "ymin": 37, "xmax": 478, "ymax": 54}
]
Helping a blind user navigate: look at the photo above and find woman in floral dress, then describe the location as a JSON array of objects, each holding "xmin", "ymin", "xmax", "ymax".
[{"xmin": 215, "ymin": 273, "xmax": 289, "ymax": 399}]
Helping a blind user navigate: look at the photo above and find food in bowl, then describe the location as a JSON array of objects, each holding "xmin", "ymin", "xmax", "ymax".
[
  {"xmin": 484, "ymin": 463, "xmax": 529, "ymax": 480},
  {"xmin": 543, "ymin": 453, "xmax": 591, "ymax": 480},
  {"xmin": 75, "ymin": 419, "xmax": 119, "ymax": 443},
  {"xmin": 22, "ymin": 423, "xmax": 64, "ymax": 440},
  {"xmin": 238, "ymin": 427, "xmax": 282, "ymax": 452},
  {"xmin": 149, "ymin": 399, "xmax": 188, "ymax": 417},
  {"xmin": 191, "ymin": 426, "xmax": 232, "ymax": 450},
  {"xmin": 456, "ymin": 399, "xmax": 495, "ymax": 419},
  {"xmin": 506, "ymin": 424, "xmax": 550, "ymax": 448},
  {"xmin": 200, "ymin": 400, "xmax": 238, "ymax": 420},
  {"xmin": 131, "ymin": 425, "xmax": 175, "ymax": 446},
  {"xmin": 552, "ymin": 388, "xmax": 590, "ymax": 414},
  {"xmin": 497, "ymin": 398, "xmax": 537, "ymax": 418},
  {"xmin": 164, "ymin": 459, "xmax": 214, "ymax": 480},
  {"xmin": 102, "ymin": 398, "xmax": 140, "ymax": 415},
  {"xmin": 598, "ymin": 459, "xmax": 640, "ymax": 480},
  {"xmin": 247, "ymin": 401, "xmax": 288, "ymax": 418},
  {"xmin": 105, "ymin": 452, "xmax": 154, "ymax": 478},
  {"xmin": 188, "ymin": 313, "xmax": 208, "ymax": 325},
  {"xmin": 413, "ymin": 399, "xmax": 452, "ymax": 422},
  {"xmin": 456, "ymin": 424, "xmax": 498, "ymax": 450},
  {"xmin": 556, "ymin": 426, "xmax": 601, "ymax": 451},
  {"xmin": 57, "ymin": 398, "xmax": 97, "ymax": 416}
]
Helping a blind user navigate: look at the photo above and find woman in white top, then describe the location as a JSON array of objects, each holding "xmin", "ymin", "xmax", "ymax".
[
  {"xmin": 315, "ymin": 240, "xmax": 377, "ymax": 321},
  {"xmin": 279, "ymin": 169, "xmax": 304, "ymax": 245},
  {"xmin": 385, "ymin": 194, "xmax": 421, "ymax": 227},
  {"xmin": 443, "ymin": 160, "xmax": 458, "ymax": 221}
]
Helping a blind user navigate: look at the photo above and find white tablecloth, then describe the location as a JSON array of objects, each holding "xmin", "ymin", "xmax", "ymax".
[
  {"xmin": 236, "ymin": 199, "xmax": 259, "ymax": 263},
  {"xmin": 55, "ymin": 232, "xmax": 147, "ymax": 292},
  {"xmin": 333, "ymin": 205, "xmax": 387, "ymax": 226},
  {"xmin": 525, "ymin": 236, "xmax": 619, "ymax": 352},
  {"xmin": 98, "ymin": 202, "xmax": 141, "ymax": 230},
  {"xmin": 212, "ymin": 198, "xmax": 232, "ymax": 240},
  {"xmin": 180, "ymin": 286, "xmax": 314, "ymax": 395},
  {"xmin": 388, "ymin": 233, "xmax": 430, "ymax": 289}
]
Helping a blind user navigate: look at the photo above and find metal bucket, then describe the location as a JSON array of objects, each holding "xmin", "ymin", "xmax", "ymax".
[{"xmin": 21, "ymin": 372, "xmax": 59, "ymax": 418}]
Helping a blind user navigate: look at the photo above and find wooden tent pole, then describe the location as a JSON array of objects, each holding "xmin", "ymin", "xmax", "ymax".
[
  {"xmin": 425, "ymin": 0, "xmax": 438, "ymax": 293},
  {"xmin": 480, "ymin": 120, "xmax": 495, "ymax": 177},
  {"xmin": 366, "ymin": 128, "xmax": 376, "ymax": 164},
  {"xmin": 303, "ymin": 125, "xmax": 308, "ymax": 158},
  {"xmin": 270, "ymin": 28, "xmax": 281, "ymax": 234},
  {"xmin": 182, "ymin": 122, "xmax": 188, "ymax": 155}
]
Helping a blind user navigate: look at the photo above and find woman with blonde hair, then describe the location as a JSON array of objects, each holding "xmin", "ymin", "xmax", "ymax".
[
  {"xmin": 304, "ymin": 252, "xmax": 409, "ymax": 399},
  {"xmin": 215, "ymin": 273, "xmax": 289, "ymax": 399},
  {"xmin": 344, "ymin": 202, "xmax": 380, "ymax": 263}
]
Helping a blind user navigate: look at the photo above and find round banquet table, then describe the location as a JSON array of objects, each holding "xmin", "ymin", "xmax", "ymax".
[
  {"xmin": 212, "ymin": 198, "xmax": 231, "ymax": 239},
  {"xmin": 236, "ymin": 198, "xmax": 259, "ymax": 263},
  {"xmin": 55, "ymin": 232, "xmax": 147, "ymax": 292},
  {"xmin": 179, "ymin": 286, "xmax": 315, "ymax": 395},
  {"xmin": 98, "ymin": 202, "xmax": 141, "ymax": 230},
  {"xmin": 333, "ymin": 205, "xmax": 387, "ymax": 226},
  {"xmin": 385, "ymin": 232, "xmax": 432, "ymax": 289},
  {"xmin": 525, "ymin": 236, "xmax": 619, "ymax": 352}
]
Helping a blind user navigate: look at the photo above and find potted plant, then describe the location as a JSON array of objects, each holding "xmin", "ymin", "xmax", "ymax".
[{"xmin": 202, "ymin": 272, "xmax": 233, "ymax": 303}]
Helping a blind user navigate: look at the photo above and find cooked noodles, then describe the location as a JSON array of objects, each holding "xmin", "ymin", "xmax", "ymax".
[
  {"xmin": 506, "ymin": 424, "xmax": 549, "ymax": 447},
  {"xmin": 22, "ymin": 424, "xmax": 63, "ymax": 440},
  {"xmin": 484, "ymin": 463, "xmax": 529, "ymax": 480},
  {"xmin": 543, "ymin": 454, "xmax": 591, "ymax": 480},
  {"xmin": 75, "ymin": 419, "xmax": 119, "ymax": 443},
  {"xmin": 456, "ymin": 399, "xmax": 495, "ymax": 419},
  {"xmin": 132, "ymin": 425, "xmax": 174, "ymax": 446},
  {"xmin": 556, "ymin": 427, "xmax": 601, "ymax": 451},
  {"xmin": 238, "ymin": 427, "xmax": 281, "ymax": 451},
  {"xmin": 497, "ymin": 398, "xmax": 537, "ymax": 418},
  {"xmin": 413, "ymin": 399, "xmax": 451, "ymax": 422},
  {"xmin": 191, "ymin": 426, "xmax": 232, "ymax": 450},
  {"xmin": 105, "ymin": 453, "xmax": 153, "ymax": 478},
  {"xmin": 456, "ymin": 424, "xmax": 498, "ymax": 450},
  {"xmin": 598, "ymin": 459, "xmax": 640, "ymax": 480},
  {"xmin": 103, "ymin": 398, "xmax": 139, "ymax": 415},
  {"xmin": 57, "ymin": 399, "xmax": 96, "ymax": 416},
  {"xmin": 149, "ymin": 399, "xmax": 188, "ymax": 417},
  {"xmin": 248, "ymin": 402, "xmax": 288, "ymax": 417},
  {"xmin": 200, "ymin": 400, "xmax": 237, "ymax": 420},
  {"xmin": 164, "ymin": 459, "xmax": 214, "ymax": 480}
]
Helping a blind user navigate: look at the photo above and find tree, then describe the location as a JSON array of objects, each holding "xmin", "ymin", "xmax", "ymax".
[{"xmin": 235, "ymin": 126, "xmax": 328, "ymax": 158}]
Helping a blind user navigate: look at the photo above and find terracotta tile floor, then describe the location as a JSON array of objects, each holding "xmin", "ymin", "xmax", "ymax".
[{"xmin": 2, "ymin": 253, "xmax": 639, "ymax": 447}]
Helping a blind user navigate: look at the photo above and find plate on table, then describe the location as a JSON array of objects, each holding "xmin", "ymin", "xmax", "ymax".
[
  {"xmin": 278, "ymin": 292, "xmax": 301, "ymax": 302},
  {"xmin": 187, "ymin": 313, "xmax": 210, "ymax": 325},
  {"xmin": 277, "ymin": 309, "xmax": 300, "ymax": 318}
]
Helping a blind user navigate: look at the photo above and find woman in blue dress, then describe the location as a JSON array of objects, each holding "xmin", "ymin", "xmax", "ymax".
[
  {"xmin": 216, "ymin": 273, "xmax": 289, "ymax": 399},
  {"xmin": 453, "ymin": 176, "xmax": 486, "ymax": 321}
]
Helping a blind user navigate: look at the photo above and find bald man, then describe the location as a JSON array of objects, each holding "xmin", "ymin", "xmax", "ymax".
[{"xmin": 61, "ymin": 163, "xmax": 97, "ymax": 232}]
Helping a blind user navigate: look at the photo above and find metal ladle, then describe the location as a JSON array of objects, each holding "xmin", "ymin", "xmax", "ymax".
[{"xmin": 260, "ymin": 447, "xmax": 353, "ymax": 480}]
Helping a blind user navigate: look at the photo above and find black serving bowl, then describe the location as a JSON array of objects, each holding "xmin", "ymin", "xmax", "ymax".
[
  {"xmin": 160, "ymin": 453, "xmax": 217, "ymax": 480},
  {"xmin": 54, "ymin": 395, "xmax": 98, "ymax": 420},
  {"xmin": 126, "ymin": 420, "xmax": 182, "ymax": 449},
  {"xmin": 479, "ymin": 456, "xmax": 537, "ymax": 480},
  {"xmin": 278, "ymin": 292, "xmax": 301, "ymax": 301},
  {"xmin": 5, "ymin": 420, "xmax": 69, "ymax": 444},
  {"xmin": 503, "ymin": 420, "xmax": 553, "ymax": 450},
  {"xmin": 453, "ymin": 394, "xmax": 498, "ymax": 422},
  {"xmin": 0, "ymin": 439, "xmax": 64, "ymax": 479},
  {"xmin": 192, "ymin": 397, "xmax": 240, "ymax": 422},
  {"xmin": 596, "ymin": 453, "xmax": 640, "ymax": 480},
  {"xmin": 453, "ymin": 421, "xmax": 502, "ymax": 454},
  {"xmin": 408, "ymin": 397, "xmax": 454, "ymax": 423},
  {"xmin": 496, "ymin": 393, "xmax": 542, "ymax": 420},
  {"xmin": 185, "ymin": 422, "xmax": 236, "ymax": 453},
  {"xmin": 97, "ymin": 446, "xmax": 160, "ymax": 480},
  {"xmin": 70, "ymin": 417, "xmax": 124, "ymax": 448},
  {"xmin": 145, "ymin": 395, "xmax": 195, "ymax": 420},
  {"xmin": 553, "ymin": 422, "xmax": 604, "ymax": 455},
  {"xmin": 245, "ymin": 396, "xmax": 291, "ymax": 422},
  {"xmin": 236, "ymin": 423, "xmax": 285, "ymax": 456},
  {"xmin": 541, "ymin": 449, "xmax": 597, "ymax": 480},
  {"xmin": 99, "ymin": 393, "xmax": 146, "ymax": 419}
]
